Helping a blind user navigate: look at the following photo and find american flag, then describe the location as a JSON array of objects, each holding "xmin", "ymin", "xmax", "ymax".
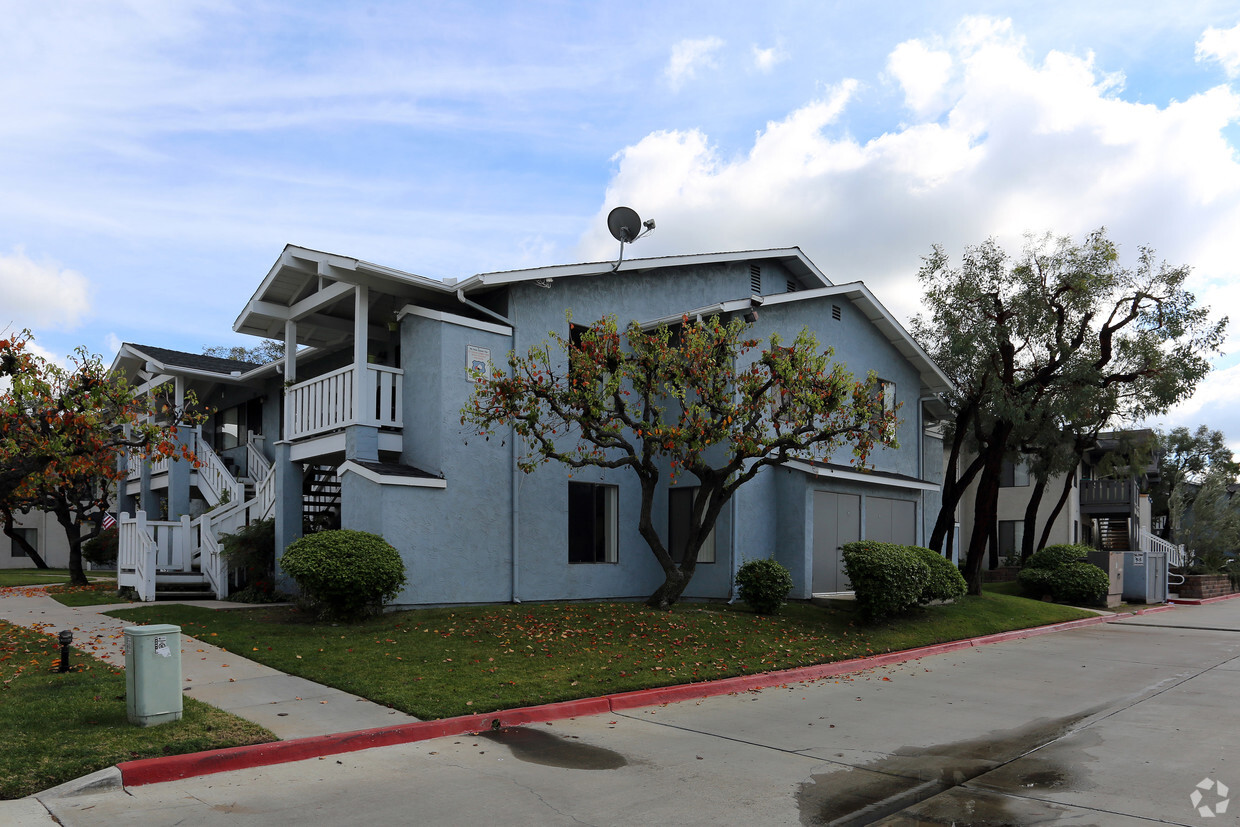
[{"xmin": 101, "ymin": 513, "xmax": 116, "ymax": 529}]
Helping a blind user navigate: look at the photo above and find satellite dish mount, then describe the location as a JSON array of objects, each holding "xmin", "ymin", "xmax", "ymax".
[{"xmin": 607, "ymin": 206, "xmax": 655, "ymax": 272}]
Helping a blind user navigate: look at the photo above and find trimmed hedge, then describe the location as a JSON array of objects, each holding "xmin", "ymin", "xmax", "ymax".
[
  {"xmin": 1026, "ymin": 544, "xmax": 1090, "ymax": 571},
  {"xmin": 909, "ymin": 546, "xmax": 968, "ymax": 604},
  {"xmin": 1017, "ymin": 544, "xmax": 1109, "ymax": 605},
  {"xmin": 735, "ymin": 558, "xmax": 794, "ymax": 615},
  {"xmin": 1048, "ymin": 561, "xmax": 1110, "ymax": 604},
  {"xmin": 841, "ymin": 541, "xmax": 931, "ymax": 622},
  {"xmin": 279, "ymin": 529, "xmax": 406, "ymax": 621}
]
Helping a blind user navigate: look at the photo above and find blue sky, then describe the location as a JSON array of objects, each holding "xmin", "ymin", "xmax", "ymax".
[{"xmin": 3, "ymin": 1, "xmax": 1240, "ymax": 443}]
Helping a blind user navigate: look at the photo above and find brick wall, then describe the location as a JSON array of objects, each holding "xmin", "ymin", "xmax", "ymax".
[{"xmin": 1178, "ymin": 574, "xmax": 1238, "ymax": 600}]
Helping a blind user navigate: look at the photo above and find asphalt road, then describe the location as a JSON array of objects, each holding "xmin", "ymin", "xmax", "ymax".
[{"xmin": 28, "ymin": 599, "xmax": 1240, "ymax": 826}]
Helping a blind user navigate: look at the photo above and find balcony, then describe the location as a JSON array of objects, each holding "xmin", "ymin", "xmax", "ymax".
[
  {"xmin": 1079, "ymin": 479, "xmax": 1137, "ymax": 515},
  {"xmin": 286, "ymin": 363, "xmax": 403, "ymax": 441}
]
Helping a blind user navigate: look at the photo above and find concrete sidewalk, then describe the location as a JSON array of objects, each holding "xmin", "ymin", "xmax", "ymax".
[{"xmin": 0, "ymin": 587, "xmax": 417, "ymax": 738}]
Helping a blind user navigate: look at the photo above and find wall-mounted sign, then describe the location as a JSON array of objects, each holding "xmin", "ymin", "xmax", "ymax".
[{"xmin": 467, "ymin": 345, "xmax": 491, "ymax": 378}]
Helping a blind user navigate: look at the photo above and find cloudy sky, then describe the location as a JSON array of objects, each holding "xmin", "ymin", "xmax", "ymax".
[{"xmin": 3, "ymin": 1, "xmax": 1240, "ymax": 443}]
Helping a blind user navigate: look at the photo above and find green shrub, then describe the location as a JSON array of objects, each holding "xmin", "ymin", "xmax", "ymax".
[
  {"xmin": 909, "ymin": 546, "xmax": 967, "ymax": 604},
  {"xmin": 221, "ymin": 518, "xmax": 276, "ymax": 598},
  {"xmin": 1026, "ymin": 544, "xmax": 1090, "ymax": 570},
  {"xmin": 1048, "ymin": 561, "xmax": 1110, "ymax": 605},
  {"xmin": 1016, "ymin": 566, "xmax": 1055, "ymax": 598},
  {"xmin": 842, "ymin": 541, "xmax": 930, "ymax": 622},
  {"xmin": 82, "ymin": 526, "xmax": 118, "ymax": 566},
  {"xmin": 735, "ymin": 558, "xmax": 794, "ymax": 614},
  {"xmin": 279, "ymin": 530, "xmax": 406, "ymax": 621}
]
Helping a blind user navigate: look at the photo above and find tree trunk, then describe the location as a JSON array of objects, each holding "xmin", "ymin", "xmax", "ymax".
[
  {"xmin": 1037, "ymin": 460, "xmax": 1079, "ymax": 552},
  {"xmin": 2, "ymin": 509, "xmax": 49, "ymax": 568},
  {"xmin": 1020, "ymin": 474, "xmax": 1049, "ymax": 562},
  {"xmin": 52, "ymin": 505, "xmax": 89, "ymax": 586},
  {"xmin": 961, "ymin": 432, "xmax": 1009, "ymax": 595},
  {"xmin": 929, "ymin": 452, "xmax": 986, "ymax": 553}
]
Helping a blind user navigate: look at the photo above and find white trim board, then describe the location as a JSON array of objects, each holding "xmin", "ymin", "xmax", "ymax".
[
  {"xmin": 785, "ymin": 460, "xmax": 941, "ymax": 492},
  {"xmin": 340, "ymin": 461, "xmax": 447, "ymax": 488},
  {"xmin": 397, "ymin": 305, "xmax": 513, "ymax": 336}
]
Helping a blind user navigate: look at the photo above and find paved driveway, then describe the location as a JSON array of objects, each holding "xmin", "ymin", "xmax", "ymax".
[{"xmin": 33, "ymin": 599, "xmax": 1240, "ymax": 825}]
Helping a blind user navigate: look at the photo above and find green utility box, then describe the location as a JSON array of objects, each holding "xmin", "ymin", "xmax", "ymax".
[{"xmin": 124, "ymin": 624, "xmax": 183, "ymax": 726}]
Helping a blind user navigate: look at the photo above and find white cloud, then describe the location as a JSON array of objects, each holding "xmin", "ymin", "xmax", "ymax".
[
  {"xmin": 1196, "ymin": 22, "xmax": 1240, "ymax": 78},
  {"xmin": 887, "ymin": 39, "xmax": 953, "ymax": 115},
  {"xmin": 583, "ymin": 16, "xmax": 1240, "ymax": 336},
  {"xmin": 0, "ymin": 248, "xmax": 91, "ymax": 330},
  {"xmin": 665, "ymin": 37, "xmax": 725, "ymax": 91},
  {"xmin": 752, "ymin": 44, "xmax": 787, "ymax": 73},
  {"xmin": 104, "ymin": 332, "xmax": 123, "ymax": 357}
]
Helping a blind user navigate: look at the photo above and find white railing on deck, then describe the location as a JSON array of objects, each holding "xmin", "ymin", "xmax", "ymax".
[
  {"xmin": 117, "ymin": 513, "xmax": 190, "ymax": 601},
  {"xmin": 1138, "ymin": 527, "xmax": 1187, "ymax": 568},
  {"xmin": 286, "ymin": 363, "xmax": 403, "ymax": 440},
  {"xmin": 194, "ymin": 436, "xmax": 245, "ymax": 506}
]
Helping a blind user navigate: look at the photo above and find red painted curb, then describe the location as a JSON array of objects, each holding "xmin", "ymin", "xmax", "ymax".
[
  {"xmin": 117, "ymin": 697, "xmax": 610, "ymax": 787},
  {"xmin": 114, "ymin": 606, "xmax": 1182, "ymax": 788}
]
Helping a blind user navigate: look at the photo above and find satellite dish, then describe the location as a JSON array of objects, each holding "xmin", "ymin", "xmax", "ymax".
[{"xmin": 607, "ymin": 207, "xmax": 643, "ymax": 243}]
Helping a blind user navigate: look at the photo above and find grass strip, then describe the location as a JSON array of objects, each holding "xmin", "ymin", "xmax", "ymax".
[
  {"xmin": 0, "ymin": 569, "xmax": 74, "ymax": 587},
  {"xmin": 0, "ymin": 620, "xmax": 275, "ymax": 800},
  {"xmin": 109, "ymin": 593, "xmax": 1093, "ymax": 721},
  {"xmin": 46, "ymin": 582, "xmax": 134, "ymax": 607}
]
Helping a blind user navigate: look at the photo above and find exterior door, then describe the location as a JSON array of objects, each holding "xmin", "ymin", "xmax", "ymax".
[{"xmin": 813, "ymin": 491, "xmax": 860, "ymax": 593}]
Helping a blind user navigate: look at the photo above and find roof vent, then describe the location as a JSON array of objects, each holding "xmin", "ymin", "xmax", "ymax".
[
  {"xmin": 832, "ymin": 305, "xmax": 842, "ymax": 321},
  {"xmin": 786, "ymin": 279, "xmax": 797, "ymax": 293},
  {"xmin": 750, "ymin": 264, "xmax": 762, "ymax": 295}
]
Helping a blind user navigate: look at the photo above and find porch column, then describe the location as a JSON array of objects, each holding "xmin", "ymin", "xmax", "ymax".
[
  {"xmin": 167, "ymin": 377, "xmax": 191, "ymax": 519},
  {"xmin": 272, "ymin": 441, "xmax": 304, "ymax": 592},
  {"xmin": 354, "ymin": 284, "xmax": 369, "ymax": 424},
  {"xmin": 283, "ymin": 320, "xmax": 297, "ymax": 441}
]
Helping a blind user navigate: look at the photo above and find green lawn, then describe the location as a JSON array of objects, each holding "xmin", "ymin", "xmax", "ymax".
[
  {"xmin": 0, "ymin": 621, "xmax": 275, "ymax": 800},
  {"xmin": 46, "ymin": 582, "xmax": 134, "ymax": 607},
  {"xmin": 0, "ymin": 568, "xmax": 75, "ymax": 588},
  {"xmin": 109, "ymin": 593, "xmax": 1094, "ymax": 721}
]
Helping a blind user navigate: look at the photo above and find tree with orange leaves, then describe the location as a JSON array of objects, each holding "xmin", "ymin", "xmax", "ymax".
[
  {"xmin": 0, "ymin": 332, "xmax": 197, "ymax": 584},
  {"xmin": 462, "ymin": 314, "xmax": 896, "ymax": 609}
]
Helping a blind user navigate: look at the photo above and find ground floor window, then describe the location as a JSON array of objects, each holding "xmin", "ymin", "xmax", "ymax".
[
  {"xmin": 9, "ymin": 527, "xmax": 35, "ymax": 558},
  {"xmin": 668, "ymin": 487, "xmax": 715, "ymax": 564},
  {"xmin": 568, "ymin": 482, "xmax": 617, "ymax": 563},
  {"xmin": 998, "ymin": 520, "xmax": 1024, "ymax": 561}
]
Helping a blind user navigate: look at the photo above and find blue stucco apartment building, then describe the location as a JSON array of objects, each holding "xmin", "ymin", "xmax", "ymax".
[{"xmin": 112, "ymin": 245, "xmax": 953, "ymax": 605}]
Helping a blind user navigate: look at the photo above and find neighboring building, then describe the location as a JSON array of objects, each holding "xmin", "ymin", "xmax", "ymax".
[
  {"xmin": 0, "ymin": 509, "xmax": 72, "ymax": 570},
  {"xmin": 954, "ymin": 429, "xmax": 1164, "ymax": 566},
  {"xmin": 114, "ymin": 245, "xmax": 954, "ymax": 604}
]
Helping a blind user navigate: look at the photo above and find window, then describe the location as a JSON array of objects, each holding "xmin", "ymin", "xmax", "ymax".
[
  {"xmin": 998, "ymin": 520, "xmax": 1024, "ymax": 560},
  {"xmin": 9, "ymin": 528, "xmax": 35, "ymax": 558},
  {"xmin": 1000, "ymin": 459, "xmax": 1030, "ymax": 487},
  {"xmin": 217, "ymin": 405, "xmax": 241, "ymax": 451},
  {"xmin": 879, "ymin": 380, "xmax": 896, "ymax": 414},
  {"xmin": 568, "ymin": 482, "xmax": 618, "ymax": 563},
  {"xmin": 668, "ymin": 487, "xmax": 715, "ymax": 564}
]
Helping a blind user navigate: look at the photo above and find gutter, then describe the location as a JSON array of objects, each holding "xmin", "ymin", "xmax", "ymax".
[{"xmin": 455, "ymin": 287, "xmax": 522, "ymax": 604}]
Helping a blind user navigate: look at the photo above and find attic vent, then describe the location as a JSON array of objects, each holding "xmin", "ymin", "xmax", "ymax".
[
  {"xmin": 786, "ymin": 280, "xmax": 797, "ymax": 293},
  {"xmin": 749, "ymin": 264, "xmax": 762, "ymax": 295},
  {"xmin": 831, "ymin": 305, "xmax": 842, "ymax": 321}
]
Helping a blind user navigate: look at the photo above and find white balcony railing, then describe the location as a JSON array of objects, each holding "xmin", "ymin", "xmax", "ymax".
[{"xmin": 286, "ymin": 363, "xmax": 403, "ymax": 440}]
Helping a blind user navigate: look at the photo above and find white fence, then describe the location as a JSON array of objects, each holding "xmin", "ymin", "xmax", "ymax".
[{"xmin": 286, "ymin": 363, "xmax": 404, "ymax": 440}]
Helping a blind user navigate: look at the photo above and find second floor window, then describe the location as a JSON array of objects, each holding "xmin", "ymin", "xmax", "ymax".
[{"xmin": 1000, "ymin": 459, "xmax": 1030, "ymax": 487}]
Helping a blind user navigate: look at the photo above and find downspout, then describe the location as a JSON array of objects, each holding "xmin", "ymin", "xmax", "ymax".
[
  {"xmin": 457, "ymin": 287, "xmax": 522, "ymax": 603},
  {"xmin": 917, "ymin": 394, "xmax": 935, "ymax": 551}
]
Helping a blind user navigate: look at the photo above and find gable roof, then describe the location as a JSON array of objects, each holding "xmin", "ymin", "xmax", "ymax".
[
  {"xmin": 457, "ymin": 248, "xmax": 832, "ymax": 291},
  {"xmin": 124, "ymin": 344, "xmax": 263, "ymax": 374}
]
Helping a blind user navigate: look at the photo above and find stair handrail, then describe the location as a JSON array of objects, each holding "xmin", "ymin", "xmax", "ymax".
[
  {"xmin": 246, "ymin": 432, "xmax": 271, "ymax": 481},
  {"xmin": 195, "ymin": 514, "xmax": 230, "ymax": 600},
  {"xmin": 194, "ymin": 436, "xmax": 245, "ymax": 506},
  {"xmin": 117, "ymin": 512, "xmax": 158, "ymax": 602}
]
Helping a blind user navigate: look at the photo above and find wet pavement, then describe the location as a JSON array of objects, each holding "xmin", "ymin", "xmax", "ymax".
[{"xmin": 26, "ymin": 597, "xmax": 1240, "ymax": 826}]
